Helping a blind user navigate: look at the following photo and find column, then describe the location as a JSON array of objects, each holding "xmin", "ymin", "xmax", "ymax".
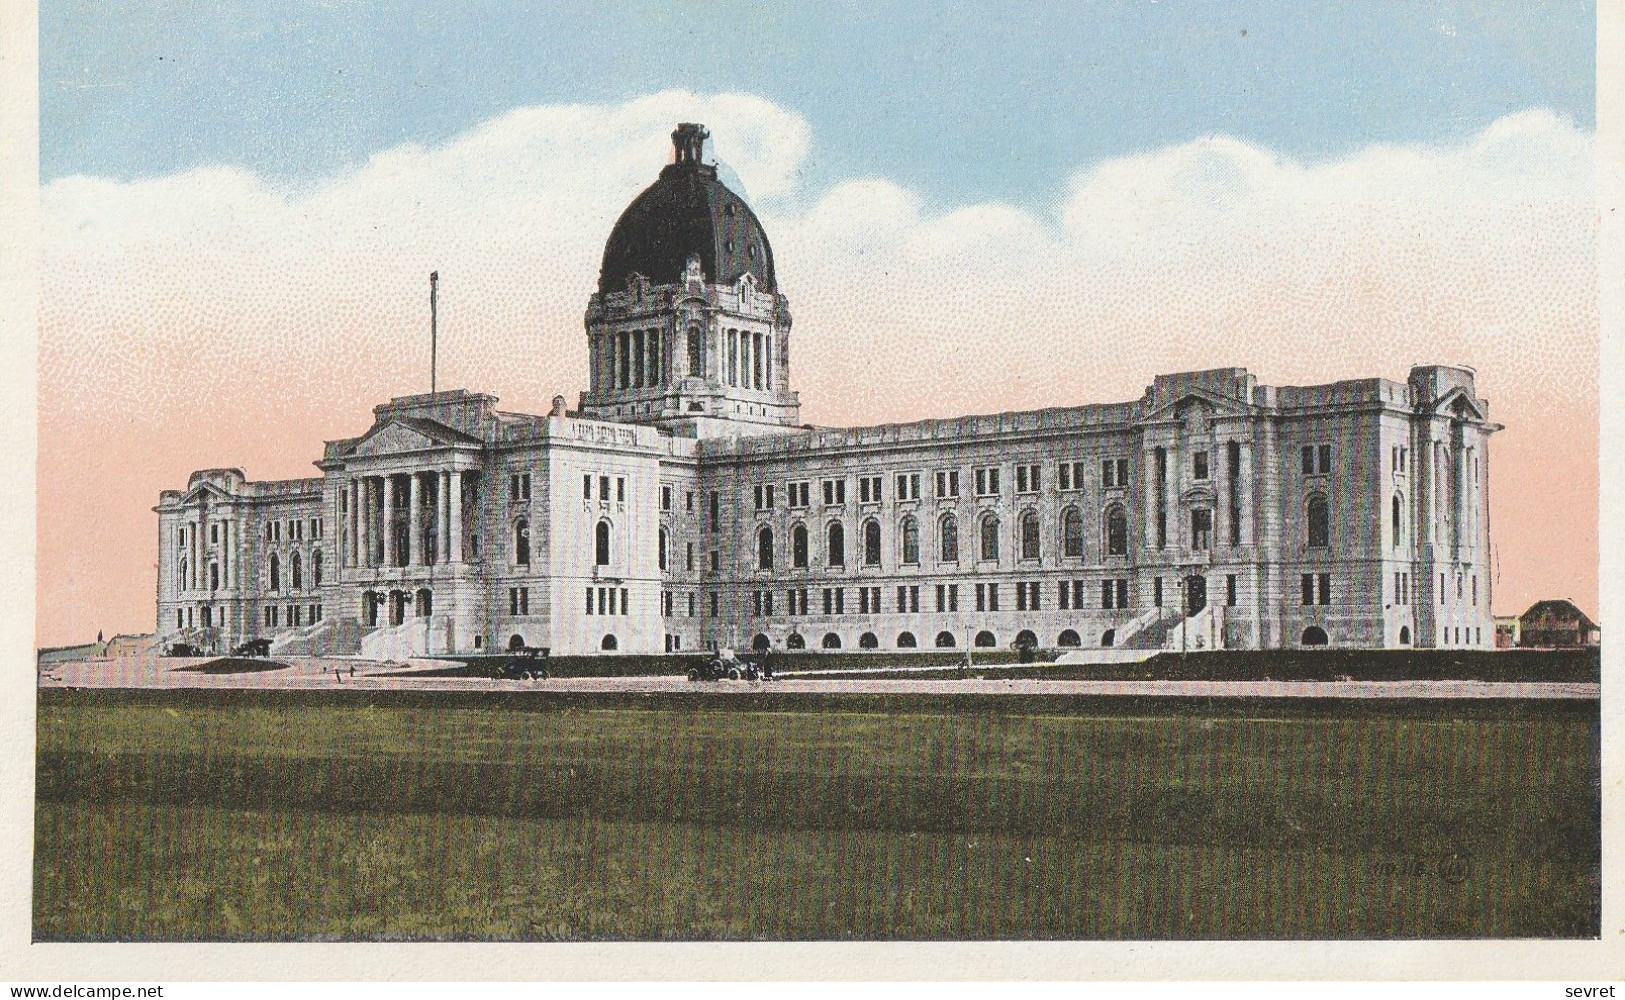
[
  {"xmin": 1142, "ymin": 445, "xmax": 1158, "ymax": 552},
  {"xmin": 448, "ymin": 470, "xmax": 463, "ymax": 564},
  {"xmin": 382, "ymin": 475, "xmax": 397, "ymax": 566},
  {"xmin": 408, "ymin": 472, "xmax": 423, "ymax": 566},
  {"xmin": 438, "ymin": 471, "xmax": 450, "ymax": 562},
  {"xmin": 357, "ymin": 478, "xmax": 371, "ymax": 568},
  {"xmin": 753, "ymin": 332, "xmax": 763, "ymax": 389},
  {"xmin": 1237, "ymin": 441, "xmax": 1254, "ymax": 548},
  {"xmin": 766, "ymin": 333, "xmax": 775, "ymax": 392},
  {"xmin": 348, "ymin": 480, "xmax": 359, "ymax": 566}
]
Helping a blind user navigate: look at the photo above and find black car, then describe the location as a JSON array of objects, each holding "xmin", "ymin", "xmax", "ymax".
[
  {"xmin": 233, "ymin": 638, "xmax": 272, "ymax": 657},
  {"xmin": 493, "ymin": 646, "xmax": 550, "ymax": 680},
  {"xmin": 687, "ymin": 650, "xmax": 760, "ymax": 682}
]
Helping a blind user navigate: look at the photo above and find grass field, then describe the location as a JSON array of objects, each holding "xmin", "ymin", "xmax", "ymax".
[{"xmin": 34, "ymin": 689, "xmax": 1599, "ymax": 940}]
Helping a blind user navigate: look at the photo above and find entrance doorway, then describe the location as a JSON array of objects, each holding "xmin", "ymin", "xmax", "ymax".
[{"xmin": 1184, "ymin": 575, "xmax": 1207, "ymax": 616}]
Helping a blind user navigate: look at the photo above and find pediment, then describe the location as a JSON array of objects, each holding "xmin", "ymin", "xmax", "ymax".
[
  {"xmin": 1144, "ymin": 390, "xmax": 1252, "ymax": 425},
  {"xmin": 179, "ymin": 481, "xmax": 233, "ymax": 506},
  {"xmin": 1434, "ymin": 388, "xmax": 1488, "ymax": 423},
  {"xmin": 351, "ymin": 421, "xmax": 443, "ymax": 458}
]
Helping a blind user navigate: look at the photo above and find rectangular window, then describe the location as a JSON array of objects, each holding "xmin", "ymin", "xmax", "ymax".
[
  {"xmin": 975, "ymin": 583, "xmax": 986, "ymax": 612},
  {"xmin": 687, "ymin": 593, "xmax": 696, "ymax": 617},
  {"xmin": 1191, "ymin": 508, "xmax": 1212, "ymax": 551},
  {"xmin": 1116, "ymin": 579, "xmax": 1128, "ymax": 609},
  {"xmin": 709, "ymin": 492, "xmax": 719, "ymax": 531},
  {"xmin": 823, "ymin": 588, "xmax": 833, "ymax": 615},
  {"xmin": 988, "ymin": 583, "xmax": 1000, "ymax": 612},
  {"xmin": 859, "ymin": 475, "xmax": 882, "ymax": 504},
  {"xmin": 753, "ymin": 484, "xmax": 776, "ymax": 511},
  {"xmin": 1059, "ymin": 461, "xmax": 1087, "ymax": 491},
  {"xmin": 1317, "ymin": 573, "xmax": 1331, "ymax": 606},
  {"xmin": 584, "ymin": 474, "xmax": 593, "ymax": 499},
  {"xmin": 935, "ymin": 470, "xmax": 961, "ymax": 498},
  {"xmin": 600, "ymin": 475, "xmax": 611, "ymax": 501},
  {"xmin": 597, "ymin": 588, "xmax": 608, "ymax": 616},
  {"xmin": 686, "ymin": 491, "xmax": 695, "ymax": 512},
  {"xmin": 617, "ymin": 477, "xmax": 626, "ymax": 503},
  {"xmin": 974, "ymin": 467, "xmax": 1001, "ymax": 497},
  {"xmin": 752, "ymin": 591, "xmax": 764, "ymax": 617},
  {"xmin": 685, "ymin": 543, "xmax": 694, "ymax": 571},
  {"xmin": 935, "ymin": 584, "xmax": 946, "ymax": 613},
  {"xmin": 1301, "ymin": 574, "xmax": 1315, "ymax": 607},
  {"xmin": 1028, "ymin": 581, "xmax": 1041, "ymax": 611},
  {"xmin": 895, "ymin": 473, "xmax": 921, "ymax": 501},
  {"xmin": 709, "ymin": 549, "xmax": 720, "ymax": 571},
  {"xmin": 1193, "ymin": 451, "xmax": 1209, "ymax": 481},
  {"xmin": 510, "ymin": 473, "xmax": 531, "ymax": 502},
  {"xmin": 822, "ymin": 479, "xmax": 846, "ymax": 506},
  {"xmin": 947, "ymin": 584, "xmax": 959, "ymax": 612},
  {"xmin": 1319, "ymin": 444, "xmax": 1332, "ymax": 475},
  {"xmin": 1101, "ymin": 458, "xmax": 1130, "ymax": 488},
  {"xmin": 1472, "ymin": 575, "xmax": 1478, "ymax": 606},
  {"xmin": 1154, "ymin": 577, "xmax": 1163, "ymax": 608},
  {"xmin": 1302, "ymin": 444, "xmax": 1333, "ymax": 475},
  {"xmin": 1059, "ymin": 581, "xmax": 1071, "ymax": 610},
  {"xmin": 788, "ymin": 481, "xmax": 810, "ymax": 508},
  {"xmin": 1227, "ymin": 574, "xmax": 1237, "ymax": 607},
  {"xmin": 708, "ymin": 592, "xmax": 719, "ymax": 617},
  {"xmin": 1016, "ymin": 583, "xmax": 1027, "ymax": 612},
  {"xmin": 1015, "ymin": 464, "xmax": 1041, "ymax": 494},
  {"xmin": 661, "ymin": 485, "xmax": 672, "ymax": 511}
]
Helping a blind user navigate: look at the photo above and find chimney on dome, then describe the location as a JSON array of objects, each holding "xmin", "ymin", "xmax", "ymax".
[{"xmin": 672, "ymin": 123, "xmax": 709, "ymax": 165}]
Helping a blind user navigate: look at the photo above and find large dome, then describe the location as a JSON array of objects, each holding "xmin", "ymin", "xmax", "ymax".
[{"xmin": 598, "ymin": 124, "xmax": 777, "ymax": 293}]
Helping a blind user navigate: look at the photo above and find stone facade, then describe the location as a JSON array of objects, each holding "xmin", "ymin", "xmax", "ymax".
[{"xmin": 155, "ymin": 124, "xmax": 1501, "ymax": 657}]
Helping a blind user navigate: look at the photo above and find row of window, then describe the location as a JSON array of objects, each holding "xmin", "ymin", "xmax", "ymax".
[
  {"xmin": 584, "ymin": 586, "xmax": 631, "ymax": 617},
  {"xmin": 264, "ymin": 518, "xmax": 323, "ymax": 543},
  {"xmin": 722, "ymin": 578, "xmax": 1247, "ymax": 618},
  {"xmin": 258, "ymin": 603, "xmax": 325, "ymax": 628},
  {"xmin": 264, "ymin": 550, "xmax": 323, "ymax": 593}
]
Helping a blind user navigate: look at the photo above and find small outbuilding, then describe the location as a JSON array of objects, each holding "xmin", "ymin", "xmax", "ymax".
[{"xmin": 1517, "ymin": 599, "xmax": 1599, "ymax": 648}]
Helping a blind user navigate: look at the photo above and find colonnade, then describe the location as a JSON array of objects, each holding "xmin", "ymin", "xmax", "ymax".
[
  {"xmin": 724, "ymin": 327, "xmax": 772, "ymax": 391},
  {"xmin": 346, "ymin": 470, "xmax": 466, "ymax": 568},
  {"xmin": 595, "ymin": 328, "xmax": 668, "ymax": 391}
]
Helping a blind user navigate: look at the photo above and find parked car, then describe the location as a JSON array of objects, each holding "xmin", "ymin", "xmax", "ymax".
[
  {"xmin": 232, "ymin": 638, "xmax": 272, "ymax": 657},
  {"xmin": 687, "ymin": 649, "xmax": 759, "ymax": 682},
  {"xmin": 166, "ymin": 642, "xmax": 201, "ymax": 657},
  {"xmin": 493, "ymin": 646, "xmax": 550, "ymax": 680}
]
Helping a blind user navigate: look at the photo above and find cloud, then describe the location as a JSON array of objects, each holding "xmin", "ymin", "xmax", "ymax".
[{"xmin": 37, "ymin": 93, "xmax": 1596, "ymax": 645}]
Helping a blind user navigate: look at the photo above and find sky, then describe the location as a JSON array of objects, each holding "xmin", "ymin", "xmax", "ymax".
[{"xmin": 37, "ymin": 2, "xmax": 1598, "ymax": 646}]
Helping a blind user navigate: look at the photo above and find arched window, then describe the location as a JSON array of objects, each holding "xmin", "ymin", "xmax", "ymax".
[
  {"xmin": 1399, "ymin": 625, "xmax": 1412, "ymax": 645},
  {"xmin": 827, "ymin": 522, "xmax": 845, "ymax": 567},
  {"xmin": 658, "ymin": 526, "xmax": 669, "ymax": 571},
  {"xmin": 1062, "ymin": 507, "xmax": 1083, "ymax": 558},
  {"xmin": 1101, "ymin": 629, "xmax": 1116, "ymax": 648},
  {"xmin": 792, "ymin": 523, "xmax": 808, "ymax": 568},
  {"xmin": 1057, "ymin": 629, "xmax": 1081, "ymax": 648},
  {"xmin": 935, "ymin": 631, "xmax": 957, "ymax": 648},
  {"xmin": 974, "ymin": 630, "xmax": 997, "ymax": 648},
  {"xmin": 786, "ymin": 632, "xmax": 806, "ymax": 650},
  {"xmin": 362, "ymin": 591, "xmax": 378, "ymax": 627},
  {"xmin": 900, "ymin": 516, "xmax": 919, "ymax": 565},
  {"xmin": 601, "ymin": 634, "xmax": 619, "ymax": 651},
  {"xmin": 1015, "ymin": 629, "xmax": 1038, "ymax": 650},
  {"xmin": 757, "ymin": 526, "xmax": 775, "ymax": 570},
  {"xmin": 863, "ymin": 519, "xmax": 881, "ymax": 566},
  {"xmin": 980, "ymin": 514, "xmax": 1000, "ymax": 562},
  {"xmin": 508, "ymin": 633, "xmax": 526, "ymax": 651},
  {"xmin": 822, "ymin": 632, "xmax": 842, "ymax": 649},
  {"xmin": 313, "ymin": 550, "xmax": 323, "ymax": 587},
  {"xmin": 859, "ymin": 632, "xmax": 879, "ymax": 649},
  {"xmin": 752, "ymin": 633, "xmax": 771, "ymax": 652},
  {"xmin": 1105, "ymin": 505, "xmax": 1128, "ymax": 556},
  {"xmin": 687, "ymin": 326, "xmax": 703, "ymax": 377},
  {"xmin": 897, "ymin": 631, "xmax": 918, "ymax": 648},
  {"xmin": 939, "ymin": 515, "xmax": 959, "ymax": 562},
  {"xmin": 1020, "ymin": 510, "xmax": 1040, "ymax": 560},
  {"xmin": 514, "ymin": 518, "xmax": 531, "ymax": 566},
  {"xmin": 1301, "ymin": 626, "xmax": 1329, "ymax": 646},
  {"xmin": 1391, "ymin": 494, "xmax": 1404, "ymax": 547},
  {"xmin": 269, "ymin": 552, "xmax": 281, "ymax": 593},
  {"xmin": 416, "ymin": 588, "xmax": 433, "ymax": 617},
  {"xmin": 292, "ymin": 552, "xmax": 303, "ymax": 590},
  {"xmin": 596, "ymin": 519, "xmax": 612, "ymax": 566},
  {"xmin": 1307, "ymin": 495, "xmax": 1330, "ymax": 549}
]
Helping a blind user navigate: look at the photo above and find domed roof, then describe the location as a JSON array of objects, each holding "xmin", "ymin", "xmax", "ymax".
[{"xmin": 598, "ymin": 124, "xmax": 777, "ymax": 293}]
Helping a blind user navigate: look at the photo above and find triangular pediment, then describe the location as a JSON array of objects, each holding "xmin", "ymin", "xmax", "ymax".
[
  {"xmin": 179, "ymin": 481, "xmax": 233, "ymax": 506},
  {"xmin": 1144, "ymin": 390, "xmax": 1251, "ymax": 425},
  {"xmin": 351, "ymin": 421, "xmax": 442, "ymax": 458},
  {"xmin": 1433, "ymin": 387, "xmax": 1488, "ymax": 423}
]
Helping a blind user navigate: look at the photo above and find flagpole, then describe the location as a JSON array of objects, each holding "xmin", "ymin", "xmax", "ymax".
[{"xmin": 430, "ymin": 271, "xmax": 439, "ymax": 394}]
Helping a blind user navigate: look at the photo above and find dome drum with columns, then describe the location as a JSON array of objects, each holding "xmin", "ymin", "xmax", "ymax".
[{"xmin": 580, "ymin": 123, "xmax": 800, "ymax": 438}]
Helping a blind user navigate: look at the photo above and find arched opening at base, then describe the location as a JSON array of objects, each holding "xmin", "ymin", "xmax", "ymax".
[
  {"xmin": 859, "ymin": 632, "xmax": 879, "ymax": 649},
  {"xmin": 821, "ymin": 632, "xmax": 843, "ymax": 650},
  {"xmin": 752, "ymin": 633, "xmax": 771, "ymax": 651},
  {"xmin": 1101, "ymin": 629, "xmax": 1116, "ymax": 648},
  {"xmin": 897, "ymin": 631, "xmax": 918, "ymax": 648},
  {"xmin": 786, "ymin": 633, "xmax": 806, "ymax": 650},
  {"xmin": 1015, "ymin": 629, "xmax": 1038, "ymax": 650},
  {"xmin": 1057, "ymin": 629, "xmax": 1081, "ymax": 648},
  {"xmin": 935, "ymin": 631, "xmax": 957, "ymax": 648},
  {"xmin": 1399, "ymin": 625, "xmax": 1412, "ymax": 645},
  {"xmin": 1301, "ymin": 626, "xmax": 1329, "ymax": 647},
  {"xmin": 507, "ymin": 634, "xmax": 526, "ymax": 651},
  {"xmin": 974, "ymin": 630, "xmax": 997, "ymax": 648},
  {"xmin": 601, "ymin": 634, "xmax": 619, "ymax": 651}
]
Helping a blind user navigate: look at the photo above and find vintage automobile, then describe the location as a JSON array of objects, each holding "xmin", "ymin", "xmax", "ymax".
[
  {"xmin": 493, "ymin": 646, "xmax": 550, "ymax": 680},
  {"xmin": 687, "ymin": 649, "xmax": 761, "ymax": 682},
  {"xmin": 232, "ymin": 638, "xmax": 273, "ymax": 657}
]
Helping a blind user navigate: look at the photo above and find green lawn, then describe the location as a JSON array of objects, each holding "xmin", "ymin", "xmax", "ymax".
[{"xmin": 34, "ymin": 690, "xmax": 1599, "ymax": 940}]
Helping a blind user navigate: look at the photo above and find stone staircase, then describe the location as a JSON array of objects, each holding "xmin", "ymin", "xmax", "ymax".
[
  {"xmin": 360, "ymin": 619, "xmax": 430, "ymax": 660},
  {"xmin": 268, "ymin": 617, "xmax": 362, "ymax": 657},
  {"xmin": 1118, "ymin": 607, "xmax": 1182, "ymax": 650},
  {"xmin": 1164, "ymin": 605, "xmax": 1224, "ymax": 651}
]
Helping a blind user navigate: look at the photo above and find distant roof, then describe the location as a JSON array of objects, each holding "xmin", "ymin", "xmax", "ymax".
[{"xmin": 1519, "ymin": 599, "xmax": 1597, "ymax": 630}]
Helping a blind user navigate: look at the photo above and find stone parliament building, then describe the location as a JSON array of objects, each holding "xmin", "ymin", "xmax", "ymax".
[{"xmin": 156, "ymin": 124, "xmax": 1499, "ymax": 659}]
